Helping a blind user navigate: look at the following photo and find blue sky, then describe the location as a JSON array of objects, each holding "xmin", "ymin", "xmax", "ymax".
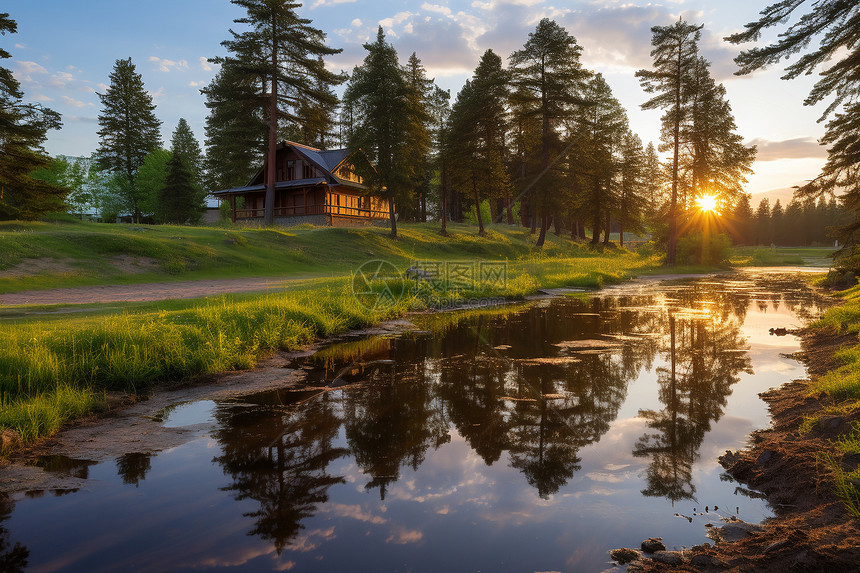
[{"xmin": 4, "ymin": 0, "xmax": 830, "ymax": 195}]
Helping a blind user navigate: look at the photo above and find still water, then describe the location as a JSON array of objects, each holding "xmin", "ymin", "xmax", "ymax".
[{"xmin": 0, "ymin": 272, "xmax": 831, "ymax": 572}]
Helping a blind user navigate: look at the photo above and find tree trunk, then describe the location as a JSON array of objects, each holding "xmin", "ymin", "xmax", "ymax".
[
  {"xmin": 603, "ymin": 211, "xmax": 611, "ymax": 245},
  {"xmin": 489, "ymin": 196, "xmax": 498, "ymax": 225},
  {"xmin": 667, "ymin": 38, "xmax": 682, "ymax": 266},
  {"xmin": 441, "ymin": 159, "xmax": 449, "ymax": 236},
  {"xmin": 535, "ymin": 212, "xmax": 549, "ymax": 247},
  {"xmin": 506, "ymin": 192, "xmax": 514, "ymax": 225},
  {"xmin": 473, "ymin": 177, "xmax": 485, "ymax": 237},
  {"xmin": 388, "ymin": 192, "xmax": 398, "ymax": 239},
  {"xmin": 264, "ymin": 18, "xmax": 278, "ymax": 227},
  {"xmin": 619, "ymin": 216, "xmax": 625, "ymax": 248},
  {"xmin": 553, "ymin": 216, "xmax": 562, "ymax": 236},
  {"xmin": 570, "ymin": 215, "xmax": 576, "ymax": 240}
]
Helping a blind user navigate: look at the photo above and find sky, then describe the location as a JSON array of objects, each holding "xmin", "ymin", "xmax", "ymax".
[{"xmin": 3, "ymin": 0, "xmax": 832, "ymax": 196}]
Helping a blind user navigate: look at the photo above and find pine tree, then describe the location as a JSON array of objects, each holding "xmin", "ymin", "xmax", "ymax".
[
  {"xmin": 573, "ymin": 74, "xmax": 628, "ymax": 245},
  {"xmin": 168, "ymin": 119, "xmax": 204, "ymax": 219},
  {"xmin": 402, "ymin": 53, "xmax": 434, "ymax": 222},
  {"xmin": 170, "ymin": 118, "xmax": 203, "ymax": 185},
  {"xmin": 770, "ymin": 200, "xmax": 784, "ymax": 245},
  {"xmin": 201, "ymin": 63, "xmax": 265, "ymax": 191},
  {"xmin": 427, "ymin": 85, "xmax": 451, "ymax": 233},
  {"xmin": 636, "ymin": 19, "xmax": 703, "ymax": 265},
  {"xmin": 642, "ymin": 141, "xmax": 665, "ymax": 221},
  {"xmin": 617, "ymin": 132, "xmax": 649, "ymax": 247},
  {"xmin": 509, "ymin": 18, "xmax": 589, "ymax": 247},
  {"xmin": 0, "ymin": 12, "xmax": 66, "ymax": 220},
  {"xmin": 159, "ymin": 153, "xmax": 201, "ymax": 224},
  {"xmin": 215, "ymin": 0, "xmax": 344, "ymax": 225},
  {"xmin": 342, "ymin": 27, "xmax": 417, "ymax": 239},
  {"xmin": 447, "ymin": 50, "xmax": 511, "ymax": 237},
  {"xmin": 683, "ymin": 56, "xmax": 755, "ymax": 210},
  {"xmin": 754, "ymin": 198, "xmax": 770, "ymax": 245},
  {"xmin": 730, "ymin": 193, "xmax": 754, "ymax": 246},
  {"xmin": 95, "ymin": 57, "xmax": 162, "ymax": 223}
]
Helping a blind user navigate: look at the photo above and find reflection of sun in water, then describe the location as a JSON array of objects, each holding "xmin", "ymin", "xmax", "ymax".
[{"xmin": 697, "ymin": 194, "xmax": 719, "ymax": 214}]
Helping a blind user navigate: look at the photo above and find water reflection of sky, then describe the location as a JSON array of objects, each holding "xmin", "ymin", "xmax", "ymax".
[{"xmin": 0, "ymin": 272, "xmax": 832, "ymax": 572}]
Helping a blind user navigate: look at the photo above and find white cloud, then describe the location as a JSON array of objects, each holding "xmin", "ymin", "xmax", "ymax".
[
  {"xmin": 148, "ymin": 86, "xmax": 166, "ymax": 102},
  {"xmin": 14, "ymin": 43, "xmax": 27, "ymax": 50},
  {"xmin": 61, "ymin": 95, "xmax": 86, "ymax": 108},
  {"xmin": 422, "ymin": 3, "xmax": 452, "ymax": 16},
  {"xmin": 14, "ymin": 60, "xmax": 49, "ymax": 82},
  {"xmin": 199, "ymin": 56, "xmax": 213, "ymax": 72},
  {"xmin": 149, "ymin": 56, "xmax": 189, "ymax": 73},
  {"xmin": 310, "ymin": 0, "xmax": 357, "ymax": 8},
  {"xmin": 747, "ymin": 137, "xmax": 827, "ymax": 162},
  {"xmin": 189, "ymin": 80, "xmax": 205, "ymax": 87}
]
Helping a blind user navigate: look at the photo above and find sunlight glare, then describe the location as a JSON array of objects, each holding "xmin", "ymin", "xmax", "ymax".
[{"xmin": 697, "ymin": 194, "xmax": 719, "ymax": 214}]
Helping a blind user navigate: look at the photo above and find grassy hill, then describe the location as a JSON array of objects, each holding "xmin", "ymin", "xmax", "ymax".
[{"xmin": 0, "ymin": 219, "xmax": 650, "ymax": 293}]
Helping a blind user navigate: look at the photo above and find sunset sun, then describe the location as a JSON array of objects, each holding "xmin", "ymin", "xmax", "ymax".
[{"xmin": 697, "ymin": 194, "xmax": 719, "ymax": 214}]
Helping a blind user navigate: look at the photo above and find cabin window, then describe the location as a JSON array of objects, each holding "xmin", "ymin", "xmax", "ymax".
[
  {"xmin": 287, "ymin": 161, "xmax": 295, "ymax": 180},
  {"xmin": 303, "ymin": 164, "xmax": 314, "ymax": 179}
]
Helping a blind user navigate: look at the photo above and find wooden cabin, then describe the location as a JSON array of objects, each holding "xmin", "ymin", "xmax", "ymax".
[{"xmin": 213, "ymin": 141, "xmax": 390, "ymax": 227}]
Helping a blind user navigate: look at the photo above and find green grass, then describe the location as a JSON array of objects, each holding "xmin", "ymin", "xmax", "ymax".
[
  {"xmin": 0, "ymin": 221, "xmax": 671, "ymax": 447},
  {"xmin": 0, "ymin": 220, "xmax": 650, "ymax": 293},
  {"xmin": 827, "ymin": 426, "xmax": 860, "ymax": 517},
  {"xmin": 804, "ymin": 283, "xmax": 860, "ymax": 515}
]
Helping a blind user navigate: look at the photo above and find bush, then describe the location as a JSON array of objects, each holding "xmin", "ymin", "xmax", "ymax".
[{"xmin": 676, "ymin": 232, "xmax": 731, "ymax": 266}]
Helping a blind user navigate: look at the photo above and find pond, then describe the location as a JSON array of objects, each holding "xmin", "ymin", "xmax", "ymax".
[{"xmin": 0, "ymin": 271, "xmax": 832, "ymax": 572}]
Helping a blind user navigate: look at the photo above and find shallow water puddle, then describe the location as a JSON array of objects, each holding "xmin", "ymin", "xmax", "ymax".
[{"xmin": 0, "ymin": 271, "xmax": 832, "ymax": 572}]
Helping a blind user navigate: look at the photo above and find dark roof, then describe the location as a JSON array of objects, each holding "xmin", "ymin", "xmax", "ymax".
[{"xmin": 212, "ymin": 142, "xmax": 367, "ymax": 195}]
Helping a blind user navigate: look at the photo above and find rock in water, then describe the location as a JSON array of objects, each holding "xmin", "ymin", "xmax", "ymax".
[
  {"xmin": 641, "ymin": 537, "xmax": 666, "ymax": 553},
  {"xmin": 652, "ymin": 551, "xmax": 683, "ymax": 566},
  {"xmin": 609, "ymin": 548, "xmax": 640, "ymax": 564}
]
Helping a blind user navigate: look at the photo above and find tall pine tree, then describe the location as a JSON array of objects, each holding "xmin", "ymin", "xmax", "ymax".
[
  {"xmin": 0, "ymin": 12, "xmax": 66, "ymax": 220},
  {"xmin": 636, "ymin": 20, "xmax": 702, "ymax": 265},
  {"xmin": 214, "ymin": 0, "xmax": 344, "ymax": 225},
  {"xmin": 509, "ymin": 18, "xmax": 589, "ymax": 247},
  {"xmin": 95, "ymin": 57, "xmax": 162, "ymax": 223},
  {"xmin": 343, "ymin": 27, "xmax": 421, "ymax": 239},
  {"xmin": 201, "ymin": 63, "xmax": 265, "ymax": 191}
]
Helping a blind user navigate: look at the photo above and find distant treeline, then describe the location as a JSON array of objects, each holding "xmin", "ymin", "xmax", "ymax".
[{"xmin": 730, "ymin": 195, "xmax": 846, "ymax": 247}]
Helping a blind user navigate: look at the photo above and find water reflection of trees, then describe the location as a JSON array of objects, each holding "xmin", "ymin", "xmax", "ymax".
[
  {"xmin": 633, "ymin": 311, "xmax": 752, "ymax": 503},
  {"xmin": 344, "ymin": 337, "xmax": 451, "ymax": 499},
  {"xmin": 205, "ymin": 273, "xmax": 821, "ymax": 554},
  {"xmin": 211, "ymin": 394, "xmax": 348, "ymax": 553},
  {"xmin": 0, "ymin": 495, "xmax": 28, "ymax": 573},
  {"xmin": 116, "ymin": 453, "xmax": 153, "ymax": 487}
]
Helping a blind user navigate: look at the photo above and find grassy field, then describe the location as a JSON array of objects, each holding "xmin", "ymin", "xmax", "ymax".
[{"xmin": 0, "ymin": 220, "xmax": 671, "ymax": 447}]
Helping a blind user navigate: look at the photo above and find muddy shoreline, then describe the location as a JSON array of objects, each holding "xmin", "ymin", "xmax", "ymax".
[{"xmin": 619, "ymin": 326, "xmax": 860, "ymax": 572}]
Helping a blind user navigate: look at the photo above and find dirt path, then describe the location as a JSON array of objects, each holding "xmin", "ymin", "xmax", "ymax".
[{"xmin": 0, "ymin": 276, "xmax": 318, "ymax": 306}]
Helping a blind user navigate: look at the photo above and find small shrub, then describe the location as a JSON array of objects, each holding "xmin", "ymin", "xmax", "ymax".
[{"xmin": 676, "ymin": 232, "xmax": 732, "ymax": 266}]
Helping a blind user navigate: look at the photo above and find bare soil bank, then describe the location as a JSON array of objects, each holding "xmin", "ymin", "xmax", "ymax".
[{"xmin": 626, "ymin": 327, "xmax": 860, "ymax": 572}]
